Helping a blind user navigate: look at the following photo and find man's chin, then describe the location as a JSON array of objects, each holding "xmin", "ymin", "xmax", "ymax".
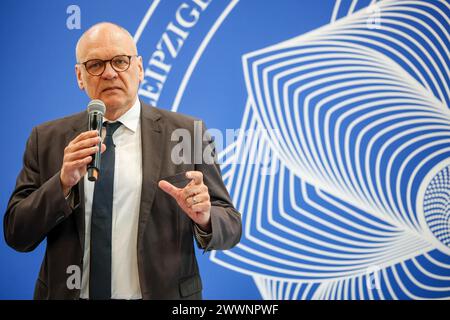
[{"xmin": 100, "ymin": 96, "xmax": 125, "ymax": 109}]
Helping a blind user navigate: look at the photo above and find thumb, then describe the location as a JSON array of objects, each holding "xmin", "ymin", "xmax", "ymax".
[{"xmin": 158, "ymin": 180, "xmax": 180, "ymax": 198}]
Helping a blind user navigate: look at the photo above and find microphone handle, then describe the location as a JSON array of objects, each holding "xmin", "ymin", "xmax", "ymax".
[{"xmin": 87, "ymin": 112, "xmax": 103, "ymax": 181}]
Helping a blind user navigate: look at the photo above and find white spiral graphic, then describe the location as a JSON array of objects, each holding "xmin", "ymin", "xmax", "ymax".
[
  {"xmin": 211, "ymin": 0, "xmax": 450, "ymax": 299},
  {"xmin": 423, "ymin": 167, "xmax": 450, "ymax": 248}
]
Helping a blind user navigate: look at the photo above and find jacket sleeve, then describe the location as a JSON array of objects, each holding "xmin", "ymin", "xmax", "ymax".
[
  {"xmin": 3, "ymin": 127, "xmax": 76, "ymax": 252},
  {"xmin": 195, "ymin": 121, "xmax": 242, "ymax": 252}
]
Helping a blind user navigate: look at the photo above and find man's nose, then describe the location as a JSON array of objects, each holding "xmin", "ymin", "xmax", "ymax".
[{"xmin": 101, "ymin": 61, "xmax": 118, "ymax": 79}]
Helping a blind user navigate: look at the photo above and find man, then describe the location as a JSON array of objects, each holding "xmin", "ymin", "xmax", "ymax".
[{"xmin": 3, "ymin": 22, "xmax": 241, "ymax": 300}]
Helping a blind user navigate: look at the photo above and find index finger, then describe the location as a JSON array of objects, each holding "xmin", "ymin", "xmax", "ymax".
[
  {"xmin": 186, "ymin": 171, "xmax": 203, "ymax": 185},
  {"xmin": 70, "ymin": 130, "xmax": 99, "ymax": 145}
]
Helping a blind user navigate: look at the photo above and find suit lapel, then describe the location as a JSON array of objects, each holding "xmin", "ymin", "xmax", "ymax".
[{"xmin": 138, "ymin": 102, "xmax": 163, "ymax": 238}]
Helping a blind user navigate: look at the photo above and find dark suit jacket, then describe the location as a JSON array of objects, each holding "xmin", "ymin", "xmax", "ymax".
[{"xmin": 3, "ymin": 102, "xmax": 242, "ymax": 299}]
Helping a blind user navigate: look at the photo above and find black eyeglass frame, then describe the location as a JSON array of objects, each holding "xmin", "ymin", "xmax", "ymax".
[{"xmin": 78, "ymin": 54, "xmax": 138, "ymax": 76}]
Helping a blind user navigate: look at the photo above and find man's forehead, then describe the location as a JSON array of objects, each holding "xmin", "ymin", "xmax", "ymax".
[
  {"xmin": 81, "ymin": 46, "xmax": 131, "ymax": 61},
  {"xmin": 76, "ymin": 24, "xmax": 136, "ymax": 61}
]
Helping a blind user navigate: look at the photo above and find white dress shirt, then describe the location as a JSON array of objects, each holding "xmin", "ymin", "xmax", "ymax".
[{"xmin": 80, "ymin": 97, "xmax": 143, "ymax": 299}]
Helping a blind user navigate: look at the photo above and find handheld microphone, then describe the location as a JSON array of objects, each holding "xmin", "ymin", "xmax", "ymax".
[{"xmin": 87, "ymin": 99, "xmax": 106, "ymax": 182}]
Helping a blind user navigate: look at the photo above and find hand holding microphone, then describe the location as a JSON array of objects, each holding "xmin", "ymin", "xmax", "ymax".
[{"xmin": 60, "ymin": 100, "xmax": 106, "ymax": 196}]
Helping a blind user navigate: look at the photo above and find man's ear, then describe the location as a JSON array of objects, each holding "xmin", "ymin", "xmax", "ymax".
[
  {"xmin": 75, "ymin": 64, "xmax": 85, "ymax": 90},
  {"xmin": 137, "ymin": 56, "xmax": 144, "ymax": 82}
]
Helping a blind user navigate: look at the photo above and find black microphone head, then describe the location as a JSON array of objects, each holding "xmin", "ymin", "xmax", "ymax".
[{"xmin": 87, "ymin": 99, "xmax": 106, "ymax": 115}]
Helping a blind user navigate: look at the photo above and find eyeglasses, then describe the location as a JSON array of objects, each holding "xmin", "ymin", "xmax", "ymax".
[{"xmin": 78, "ymin": 55, "xmax": 137, "ymax": 76}]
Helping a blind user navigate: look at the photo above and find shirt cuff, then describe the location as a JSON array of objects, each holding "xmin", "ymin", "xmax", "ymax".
[
  {"xmin": 64, "ymin": 188, "xmax": 77, "ymax": 210},
  {"xmin": 193, "ymin": 223, "xmax": 212, "ymax": 249}
]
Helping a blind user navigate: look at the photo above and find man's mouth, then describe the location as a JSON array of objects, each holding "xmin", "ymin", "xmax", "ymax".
[{"xmin": 102, "ymin": 86, "xmax": 122, "ymax": 93}]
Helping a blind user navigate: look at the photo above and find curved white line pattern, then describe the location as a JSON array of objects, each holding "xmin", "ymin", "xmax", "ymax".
[
  {"xmin": 423, "ymin": 166, "xmax": 450, "ymax": 248},
  {"xmin": 171, "ymin": 0, "xmax": 239, "ymax": 111},
  {"xmin": 213, "ymin": 0, "xmax": 450, "ymax": 299},
  {"xmin": 133, "ymin": 0, "xmax": 161, "ymax": 43}
]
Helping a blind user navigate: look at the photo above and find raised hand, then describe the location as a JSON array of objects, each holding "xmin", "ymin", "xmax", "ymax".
[
  {"xmin": 158, "ymin": 171, "xmax": 211, "ymax": 232},
  {"xmin": 60, "ymin": 130, "xmax": 106, "ymax": 196}
]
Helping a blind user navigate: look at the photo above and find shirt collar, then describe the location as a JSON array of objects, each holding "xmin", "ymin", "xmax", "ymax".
[{"xmin": 104, "ymin": 97, "xmax": 140, "ymax": 133}]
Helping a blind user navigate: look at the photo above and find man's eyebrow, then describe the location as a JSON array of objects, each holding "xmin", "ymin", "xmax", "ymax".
[{"xmin": 79, "ymin": 53, "xmax": 128, "ymax": 63}]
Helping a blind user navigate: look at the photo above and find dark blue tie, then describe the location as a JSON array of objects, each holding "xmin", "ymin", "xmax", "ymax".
[{"xmin": 89, "ymin": 121, "xmax": 122, "ymax": 299}]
